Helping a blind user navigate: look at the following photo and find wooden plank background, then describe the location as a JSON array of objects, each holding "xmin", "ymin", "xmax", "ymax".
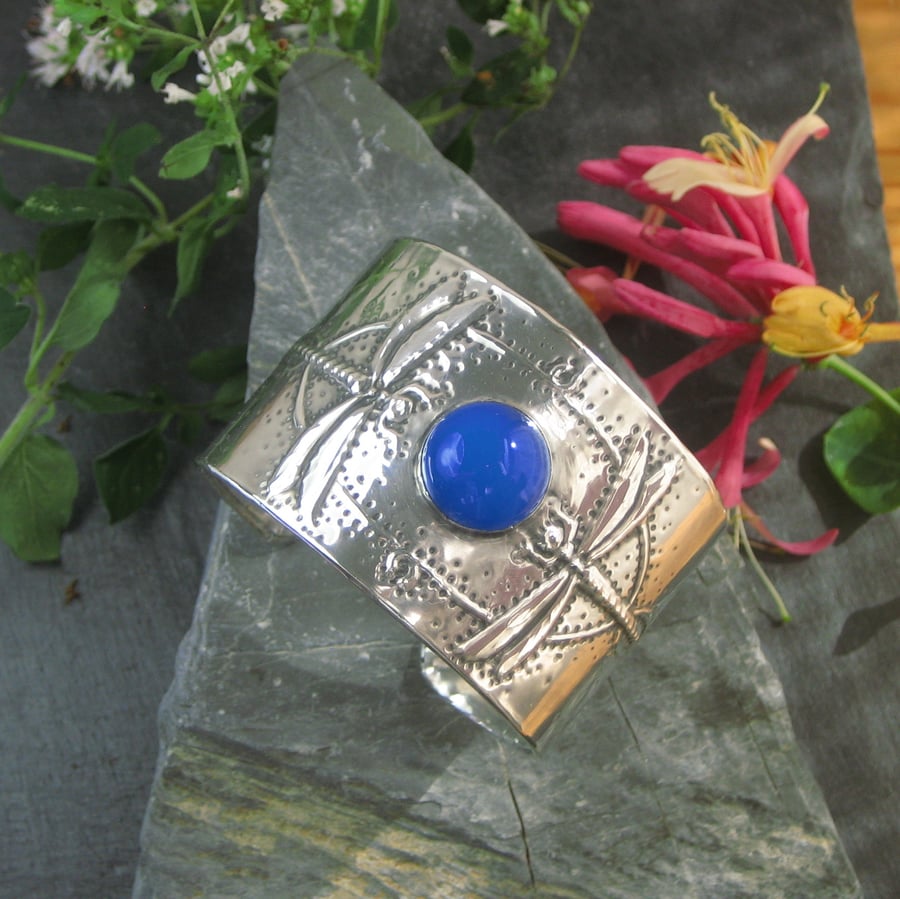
[{"xmin": 855, "ymin": 0, "xmax": 900, "ymax": 281}]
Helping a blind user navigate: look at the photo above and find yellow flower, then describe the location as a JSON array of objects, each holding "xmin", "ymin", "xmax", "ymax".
[
  {"xmin": 644, "ymin": 86, "xmax": 830, "ymax": 201},
  {"xmin": 762, "ymin": 285, "xmax": 900, "ymax": 358}
]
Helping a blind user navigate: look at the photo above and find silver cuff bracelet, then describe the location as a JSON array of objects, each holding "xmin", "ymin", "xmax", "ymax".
[{"xmin": 202, "ymin": 239, "xmax": 725, "ymax": 746}]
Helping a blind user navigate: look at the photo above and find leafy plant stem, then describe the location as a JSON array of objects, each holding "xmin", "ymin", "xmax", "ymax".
[
  {"xmin": 0, "ymin": 350, "xmax": 73, "ymax": 471},
  {"xmin": 735, "ymin": 511, "xmax": 792, "ymax": 623},
  {"xmin": 0, "ymin": 132, "xmax": 167, "ymax": 221},
  {"xmin": 817, "ymin": 354, "xmax": 900, "ymax": 417},
  {"xmin": 417, "ymin": 101, "xmax": 469, "ymax": 130},
  {"xmin": 371, "ymin": 0, "xmax": 393, "ymax": 74},
  {"xmin": 188, "ymin": 0, "xmax": 251, "ymax": 198},
  {"xmin": 558, "ymin": 23, "xmax": 586, "ymax": 85},
  {"xmin": 209, "ymin": 0, "xmax": 239, "ymax": 37}
]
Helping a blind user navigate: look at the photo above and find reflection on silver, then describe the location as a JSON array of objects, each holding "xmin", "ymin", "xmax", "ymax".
[{"xmin": 202, "ymin": 239, "xmax": 725, "ymax": 746}]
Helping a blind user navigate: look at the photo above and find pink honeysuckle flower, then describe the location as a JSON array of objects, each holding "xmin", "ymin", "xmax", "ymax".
[
  {"xmin": 557, "ymin": 90, "xmax": 842, "ymax": 556},
  {"xmin": 642, "ymin": 88, "xmax": 830, "ymax": 201}
]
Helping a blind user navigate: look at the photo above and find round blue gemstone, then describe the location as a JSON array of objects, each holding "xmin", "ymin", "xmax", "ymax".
[{"xmin": 420, "ymin": 401, "xmax": 551, "ymax": 532}]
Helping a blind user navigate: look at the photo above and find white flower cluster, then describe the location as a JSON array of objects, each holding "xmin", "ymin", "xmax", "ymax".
[
  {"xmin": 26, "ymin": 3, "xmax": 135, "ymax": 91},
  {"xmin": 164, "ymin": 19, "xmax": 259, "ymax": 104}
]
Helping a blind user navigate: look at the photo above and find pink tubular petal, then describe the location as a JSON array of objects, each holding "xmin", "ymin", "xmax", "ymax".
[
  {"xmin": 754, "ymin": 364, "xmax": 800, "ymax": 415},
  {"xmin": 738, "ymin": 193, "xmax": 782, "ymax": 262},
  {"xmin": 741, "ymin": 502, "xmax": 839, "ymax": 556},
  {"xmin": 612, "ymin": 279, "xmax": 761, "ymax": 340},
  {"xmin": 566, "ymin": 266, "xmax": 627, "ymax": 321},
  {"xmin": 644, "ymin": 226, "xmax": 763, "ymax": 271},
  {"xmin": 714, "ymin": 191, "xmax": 764, "ymax": 248},
  {"xmin": 557, "ymin": 201, "xmax": 760, "ymax": 318},
  {"xmin": 644, "ymin": 338, "xmax": 746, "ymax": 404},
  {"xmin": 619, "ymin": 145, "xmax": 708, "ymax": 167},
  {"xmin": 773, "ymin": 175, "xmax": 815, "ymax": 274},
  {"xmin": 767, "ymin": 113, "xmax": 830, "ymax": 182},
  {"xmin": 741, "ymin": 438, "xmax": 782, "ymax": 488},
  {"xmin": 726, "ymin": 258, "xmax": 816, "ymax": 300},
  {"xmin": 577, "ymin": 158, "xmax": 638, "ymax": 188},
  {"xmin": 695, "ymin": 364, "xmax": 799, "ymax": 475},
  {"xmin": 626, "ymin": 180, "xmax": 735, "ymax": 236},
  {"xmin": 715, "ymin": 348, "xmax": 769, "ymax": 507}
]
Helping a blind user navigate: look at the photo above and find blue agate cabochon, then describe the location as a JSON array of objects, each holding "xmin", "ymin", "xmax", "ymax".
[{"xmin": 419, "ymin": 401, "xmax": 551, "ymax": 532}]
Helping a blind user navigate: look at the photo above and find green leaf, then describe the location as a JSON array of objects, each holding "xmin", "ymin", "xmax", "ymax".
[
  {"xmin": 0, "ymin": 286, "xmax": 30, "ymax": 349},
  {"xmin": 351, "ymin": 0, "xmax": 399, "ymax": 51},
  {"xmin": 0, "ymin": 250, "xmax": 34, "ymax": 288},
  {"xmin": 54, "ymin": 0, "xmax": 105, "ymax": 25},
  {"xmin": 823, "ymin": 388, "xmax": 900, "ymax": 514},
  {"xmin": 151, "ymin": 45, "xmax": 196, "ymax": 91},
  {"xmin": 173, "ymin": 217, "xmax": 213, "ymax": 308},
  {"xmin": 109, "ymin": 123, "xmax": 162, "ymax": 183},
  {"xmin": 189, "ymin": 344, "xmax": 247, "ymax": 383},
  {"xmin": 46, "ymin": 219, "xmax": 142, "ymax": 351},
  {"xmin": 18, "ymin": 185, "xmax": 152, "ymax": 224},
  {"xmin": 94, "ymin": 426, "xmax": 169, "ymax": 524},
  {"xmin": 444, "ymin": 124, "xmax": 476, "ymax": 173},
  {"xmin": 56, "ymin": 382, "xmax": 165, "ymax": 414},
  {"xmin": 446, "ymin": 26, "xmax": 474, "ymax": 68},
  {"xmin": 209, "ymin": 371, "xmax": 248, "ymax": 420},
  {"xmin": 0, "ymin": 434, "xmax": 78, "ymax": 561},
  {"xmin": 160, "ymin": 129, "xmax": 231, "ymax": 180},
  {"xmin": 37, "ymin": 222, "xmax": 93, "ymax": 271}
]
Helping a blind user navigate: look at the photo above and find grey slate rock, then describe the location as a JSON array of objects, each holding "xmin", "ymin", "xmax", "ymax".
[{"xmin": 135, "ymin": 56, "xmax": 862, "ymax": 897}]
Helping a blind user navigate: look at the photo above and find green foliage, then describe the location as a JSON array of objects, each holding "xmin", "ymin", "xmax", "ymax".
[
  {"xmin": 824, "ymin": 388, "xmax": 900, "ymax": 515},
  {"xmin": 160, "ymin": 129, "xmax": 232, "ymax": 180},
  {"xmin": 0, "ymin": 435, "xmax": 78, "ymax": 561},
  {"xmin": 45, "ymin": 220, "xmax": 142, "ymax": 351},
  {"xmin": 0, "ymin": 0, "xmax": 592, "ymax": 564},
  {"xmin": 18, "ymin": 185, "xmax": 152, "ymax": 224},
  {"xmin": 0, "ymin": 287, "xmax": 30, "ymax": 349},
  {"xmin": 94, "ymin": 426, "xmax": 169, "ymax": 523}
]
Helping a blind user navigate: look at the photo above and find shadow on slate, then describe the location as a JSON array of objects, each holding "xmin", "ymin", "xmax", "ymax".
[{"xmin": 134, "ymin": 57, "xmax": 861, "ymax": 897}]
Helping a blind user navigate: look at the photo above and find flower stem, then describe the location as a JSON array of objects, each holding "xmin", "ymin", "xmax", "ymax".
[
  {"xmin": 189, "ymin": 0, "xmax": 251, "ymax": 199},
  {"xmin": 0, "ymin": 132, "xmax": 95, "ymax": 165},
  {"xmin": 416, "ymin": 101, "xmax": 469, "ymax": 130},
  {"xmin": 817, "ymin": 354, "xmax": 900, "ymax": 416},
  {"xmin": 735, "ymin": 512, "xmax": 792, "ymax": 623}
]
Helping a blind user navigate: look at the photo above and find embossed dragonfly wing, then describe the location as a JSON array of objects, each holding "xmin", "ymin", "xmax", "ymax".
[
  {"xmin": 378, "ymin": 297, "xmax": 495, "ymax": 388},
  {"xmin": 459, "ymin": 570, "xmax": 574, "ymax": 663},
  {"xmin": 266, "ymin": 395, "xmax": 367, "ymax": 502}
]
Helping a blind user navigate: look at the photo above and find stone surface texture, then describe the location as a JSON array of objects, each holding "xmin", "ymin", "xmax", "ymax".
[{"xmin": 134, "ymin": 57, "xmax": 861, "ymax": 898}]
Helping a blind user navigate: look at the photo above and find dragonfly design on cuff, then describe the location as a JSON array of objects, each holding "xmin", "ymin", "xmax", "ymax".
[{"xmin": 202, "ymin": 239, "xmax": 725, "ymax": 746}]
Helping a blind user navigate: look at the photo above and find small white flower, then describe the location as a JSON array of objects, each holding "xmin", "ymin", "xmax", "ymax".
[
  {"xmin": 26, "ymin": 7, "xmax": 77, "ymax": 86},
  {"xmin": 27, "ymin": 35, "xmax": 70, "ymax": 87},
  {"xmin": 332, "ymin": 0, "xmax": 347, "ymax": 14},
  {"xmin": 210, "ymin": 22, "xmax": 251, "ymax": 58},
  {"xmin": 74, "ymin": 29, "xmax": 111, "ymax": 89},
  {"xmin": 162, "ymin": 82, "xmax": 196, "ymax": 104},
  {"xmin": 105, "ymin": 58, "xmax": 134, "ymax": 91},
  {"xmin": 261, "ymin": 0, "xmax": 288, "ymax": 22},
  {"xmin": 485, "ymin": 19, "xmax": 509, "ymax": 37},
  {"xmin": 226, "ymin": 185, "xmax": 243, "ymax": 200},
  {"xmin": 135, "ymin": 0, "xmax": 157, "ymax": 16}
]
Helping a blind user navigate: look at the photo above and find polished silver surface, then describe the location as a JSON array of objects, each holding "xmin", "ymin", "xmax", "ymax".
[{"xmin": 203, "ymin": 239, "xmax": 726, "ymax": 745}]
